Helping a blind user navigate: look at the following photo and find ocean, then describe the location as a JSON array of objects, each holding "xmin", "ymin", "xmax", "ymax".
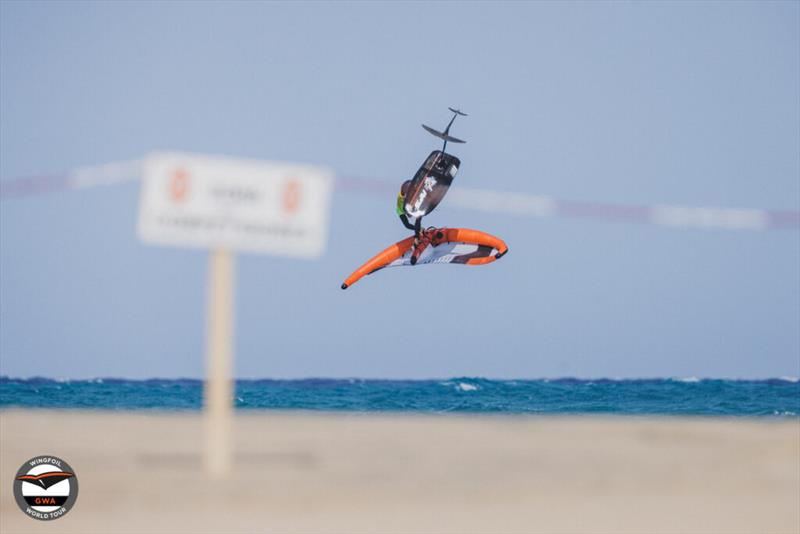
[{"xmin": 1, "ymin": 376, "xmax": 798, "ymax": 416}]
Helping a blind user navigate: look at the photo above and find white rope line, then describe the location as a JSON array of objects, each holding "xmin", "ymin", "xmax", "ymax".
[{"xmin": 2, "ymin": 161, "xmax": 797, "ymax": 231}]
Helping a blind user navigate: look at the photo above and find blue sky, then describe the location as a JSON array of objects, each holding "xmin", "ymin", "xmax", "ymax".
[{"xmin": 1, "ymin": 1, "xmax": 798, "ymax": 379}]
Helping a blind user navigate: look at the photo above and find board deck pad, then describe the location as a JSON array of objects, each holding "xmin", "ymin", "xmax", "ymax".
[{"xmin": 404, "ymin": 150, "xmax": 460, "ymax": 218}]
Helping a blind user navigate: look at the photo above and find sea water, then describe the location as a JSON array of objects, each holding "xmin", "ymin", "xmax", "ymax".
[{"xmin": 1, "ymin": 377, "xmax": 798, "ymax": 416}]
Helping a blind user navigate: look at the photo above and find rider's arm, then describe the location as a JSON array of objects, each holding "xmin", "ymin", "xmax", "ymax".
[
  {"xmin": 399, "ymin": 214, "xmax": 416, "ymax": 231},
  {"xmin": 397, "ymin": 192, "xmax": 417, "ymax": 231}
]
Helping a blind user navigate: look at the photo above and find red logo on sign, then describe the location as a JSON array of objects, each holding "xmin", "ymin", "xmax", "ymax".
[
  {"xmin": 283, "ymin": 179, "xmax": 301, "ymax": 213},
  {"xmin": 170, "ymin": 168, "xmax": 189, "ymax": 202}
]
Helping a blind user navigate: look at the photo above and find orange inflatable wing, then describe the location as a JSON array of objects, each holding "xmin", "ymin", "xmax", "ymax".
[
  {"xmin": 341, "ymin": 236, "xmax": 415, "ymax": 289},
  {"xmin": 439, "ymin": 228, "xmax": 508, "ymax": 265},
  {"xmin": 341, "ymin": 228, "xmax": 507, "ymax": 289}
]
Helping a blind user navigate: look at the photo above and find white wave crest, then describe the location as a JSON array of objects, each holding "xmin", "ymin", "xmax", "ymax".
[
  {"xmin": 673, "ymin": 376, "xmax": 701, "ymax": 383},
  {"xmin": 778, "ymin": 376, "xmax": 799, "ymax": 383},
  {"xmin": 456, "ymin": 382, "xmax": 479, "ymax": 392}
]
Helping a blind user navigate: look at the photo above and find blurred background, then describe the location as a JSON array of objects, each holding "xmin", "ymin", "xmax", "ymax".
[{"xmin": 1, "ymin": 1, "xmax": 798, "ymax": 380}]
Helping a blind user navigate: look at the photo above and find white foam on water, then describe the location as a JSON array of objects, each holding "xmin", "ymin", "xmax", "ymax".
[
  {"xmin": 778, "ymin": 376, "xmax": 799, "ymax": 383},
  {"xmin": 673, "ymin": 376, "xmax": 701, "ymax": 383},
  {"xmin": 456, "ymin": 383, "xmax": 478, "ymax": 392}
]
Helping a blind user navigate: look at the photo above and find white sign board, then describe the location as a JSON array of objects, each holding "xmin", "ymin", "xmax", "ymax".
[{"xmin": 137, "ymin": 152, "xmax": 333, "ymax": 257}]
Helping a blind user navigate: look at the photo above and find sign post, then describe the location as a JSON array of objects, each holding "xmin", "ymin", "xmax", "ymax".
[
  {"xmin": 204, "ymin": 248, "xmax": 234, "ymax": 476},
  {"xmin": 137, "ymin": 152, "xmax": 333, "ymax": 476}
]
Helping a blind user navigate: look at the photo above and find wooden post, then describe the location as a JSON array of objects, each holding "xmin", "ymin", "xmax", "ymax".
[{"xmin": 204, "ymin": 248, "xmax": 235, "ymax": 476}]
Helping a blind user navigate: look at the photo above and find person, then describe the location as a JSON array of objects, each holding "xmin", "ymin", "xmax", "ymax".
[{"xmin": 397, "ymin": 180, "xmax": 439, "ymax": 265}]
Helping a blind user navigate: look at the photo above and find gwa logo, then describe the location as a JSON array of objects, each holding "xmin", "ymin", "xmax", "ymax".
[{"xmin": 13, "ymin": 455, "xmax": 79, "ymax": 521}]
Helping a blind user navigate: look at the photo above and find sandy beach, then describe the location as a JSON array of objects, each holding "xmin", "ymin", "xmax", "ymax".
[{"xmin": 1, "ymin": 410, "xmax": 798, "ymax": 534}]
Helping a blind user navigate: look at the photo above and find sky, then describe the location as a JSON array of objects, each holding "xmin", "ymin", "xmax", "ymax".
[{"xmin": 1, "ymin": 1, "xmax": 798, "ymax": 379}]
